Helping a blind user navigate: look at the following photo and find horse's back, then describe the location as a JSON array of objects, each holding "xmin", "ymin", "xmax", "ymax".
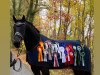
[
  {"xmin": 27, "ymin": 35, "xmax": 91, "ymax": 72},
  {"xmin": 41, "ymin": 35, "xmax": 91, "ymax": 70},
  {"xmin": 41, "ymin": 34, "xmax": 81, "ymax": 46}
]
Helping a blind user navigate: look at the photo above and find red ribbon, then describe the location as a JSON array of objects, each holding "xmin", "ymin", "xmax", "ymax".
[
  {"xmin": 53, "ymin": 52, "xmax": 59, "ymax": 67},
  {"xmin": 65, "ymin": 44, "xmax": 74, "ymax": 65}
]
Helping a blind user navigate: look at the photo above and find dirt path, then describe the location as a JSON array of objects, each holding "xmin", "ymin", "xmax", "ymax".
[
  {"xmin": 10, "ymin": 49, "xmax": 74, "ymax": 75},
  {"xmin": 10, "ymin": 51, "xmax": 33, "ymax": 75}
]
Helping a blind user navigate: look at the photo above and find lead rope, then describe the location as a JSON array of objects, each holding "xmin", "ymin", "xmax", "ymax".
[{"xmin": 11, "ymin": 48, "xmax": 22, "ymax": 72}]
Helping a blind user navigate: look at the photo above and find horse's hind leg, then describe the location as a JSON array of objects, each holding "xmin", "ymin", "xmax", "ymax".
[
  {"xmin": 73, "ymin": 69, "xmax": 82, "ymax": 75},
  {"xmin": 73, "ymin": 69, "xmax": 91, "ymax": 75},
  {"xmin": 30, "ymin": 65, "xmax": 41, "ymax": 75},
  {"xmin": 41, "ymin": 63, "xmax": 50, "ymax": 75},
  {"xmin": 82, "ymin": 71, "xmax": 91, "ymax": 75}
]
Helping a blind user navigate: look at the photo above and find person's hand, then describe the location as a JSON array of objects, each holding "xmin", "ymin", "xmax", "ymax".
[{"xmin": 15, "ymin": 56, "xmax": 20, "ymax": 60}]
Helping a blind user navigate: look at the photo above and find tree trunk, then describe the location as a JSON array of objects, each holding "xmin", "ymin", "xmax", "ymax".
[
  {"xmin": 12, "ymin": 0, "xmax": 16, "ymax": 15},
  {"xmin": 64, "ymin": 0, "xmax": 71, "ymax": 40},
  {"xmin": 77, "ymin": 3, "xmax": 81, "ymax": 40},
  {"xmin": 81, "ymin": 0, "xmax": 86, "ymax": 44},
  {"xmin": 26, "ymin": 0, "xmax": 34, "ymax": 21},
  {"xmin": 17, "ymin": 0, "xmax": 22, "ymax": 16},
  {"xmin": 11, "ymin": 0, "xmax": 16, "ymax": 48},
  {"xmin": 57, "ymin": 0, "xmax": 62, "ymax": 39},
  {"xmin": 88, "ymin": 0, "xmax": 94, "ymax": 48},
  {"xmin": 26, "ymin": 0, "xmax": 39, "ymax": 22}
]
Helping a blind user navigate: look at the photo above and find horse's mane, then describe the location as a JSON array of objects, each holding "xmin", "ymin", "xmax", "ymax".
[
  {"xmin": 25, "ymin": 21, "xmax": 51, "ymax": 41},
  {"xmin": 26, "ymin": 21, "xmax": 40, "ymax": 34},
  {"xmin": 25, "ymin": 21, "xmax": 81, "ymax": 44}
]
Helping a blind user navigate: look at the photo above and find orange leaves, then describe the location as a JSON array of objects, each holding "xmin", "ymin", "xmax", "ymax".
[
  {"xmin": 47, "ymin": 11, "xmax": 72, "ymax": 22},
  {"xmin": 48, "ymin": 14, "xmax": 59, "ymax": 20},
  {"xmin": 61, "ymin": 12, "xmax": 72, "ymax": 22}
]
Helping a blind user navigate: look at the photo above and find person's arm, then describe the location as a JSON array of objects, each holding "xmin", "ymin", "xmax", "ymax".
[
  {"xmin": 10, "ymin": 59, "xmax": 17, "ymax": 67},
  {"xmin": 10, "ymin": 57, "xmax": 19, "ymax": 67}
]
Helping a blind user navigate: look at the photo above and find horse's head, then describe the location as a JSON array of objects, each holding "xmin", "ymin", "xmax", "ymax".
[{"xmin": 13, "ymin": 15, "xmax": 26, "ymax": 48}]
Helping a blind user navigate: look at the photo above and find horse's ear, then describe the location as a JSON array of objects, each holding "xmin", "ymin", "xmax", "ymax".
[
  {"xmin": 22, "ymin": 15, "xmax": 25, "ymax": 21},
  {"xmin": 13, "ymin": 15, "xmax": 17, "ymax": 22}
]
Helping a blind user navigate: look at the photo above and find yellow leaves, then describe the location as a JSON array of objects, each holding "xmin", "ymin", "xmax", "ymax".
[
  {"xmin": 75, "ymin": 19, "xmax": 82, "ymax": 27},
  {"xmin": 80, "ymin": 5, "xmax": 84, "ymax": 12},
  {"xmin": 33, "ymin": 14, "xmax": 42, "ymax": 28},
  {"xmin": 70, "ymin": 0, "xmax": 78, "ymax": 7},
  {"xmin": 62, "ymin": 0, "xmax": 68, "ymax": 7},
  {"xmin": 19, "ymin": 40, "xmax": 26, "ymax": 52},
  {"xmin": 34, "ymin": 15, "xmax": 40, "ymax": 21},
  {"xmin": 62, "ymin": 0, "xmax": 77, "ymax": 8}
]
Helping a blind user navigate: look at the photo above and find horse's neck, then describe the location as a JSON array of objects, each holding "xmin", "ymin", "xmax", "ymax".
[{"xmin": 24, "ymin": 24, "xmax": 40, "ymax": 51}]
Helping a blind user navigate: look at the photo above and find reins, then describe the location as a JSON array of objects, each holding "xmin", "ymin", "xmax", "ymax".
[{"xmin": 10, "ymin": 48, "xmax": 22, "ymax": 72}]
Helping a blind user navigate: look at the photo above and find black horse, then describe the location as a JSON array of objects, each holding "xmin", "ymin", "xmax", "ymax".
[{"xmin": 13, "ymin": 15, "xmax": 91, "ymax": 75}]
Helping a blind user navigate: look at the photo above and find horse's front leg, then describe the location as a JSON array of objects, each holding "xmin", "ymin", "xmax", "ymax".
[
  {"xmin": 41, "ymin": 63, "xmax": 50, "ymax": 75},
  {"xmin": 30, "ymin": 65, "xmax": 41, "ymax": 75},
  {"xmin": 73, "ymin": 69, "xmax": 91, "ymax": 75},
  {"xmin": 41, "ymin": 67, "xmax": 50, "ymax": 75}
]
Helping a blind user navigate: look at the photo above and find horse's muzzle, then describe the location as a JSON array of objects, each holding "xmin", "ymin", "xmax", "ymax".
[{"xmin": 13, "ymin": 35, "xmax": 22, "ymax": 48}]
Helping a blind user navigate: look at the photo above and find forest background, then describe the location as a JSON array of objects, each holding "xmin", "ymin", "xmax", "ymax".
[{"xmin": 10, "ymin": 0, "xmax": 94, "ymax": 74}]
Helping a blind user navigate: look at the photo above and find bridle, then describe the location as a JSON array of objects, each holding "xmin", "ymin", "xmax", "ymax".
[
  {"xmin": 11, "ymin": 28, "xmax": 23, "ymax": 71},
  {"xmin": 14, "ymin": 32, "xmax": 23, "ymax": 39},
  {"xmin": 11, "ymin": 27, "xmax": 23, "ymax": 72},
  {"xmin": 14, "ymin": 22, "xmax": 26, "ymax": 39},
  {"xmin": 11, "ymin": 22, "xmax": 41, "ymax": 71}
]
